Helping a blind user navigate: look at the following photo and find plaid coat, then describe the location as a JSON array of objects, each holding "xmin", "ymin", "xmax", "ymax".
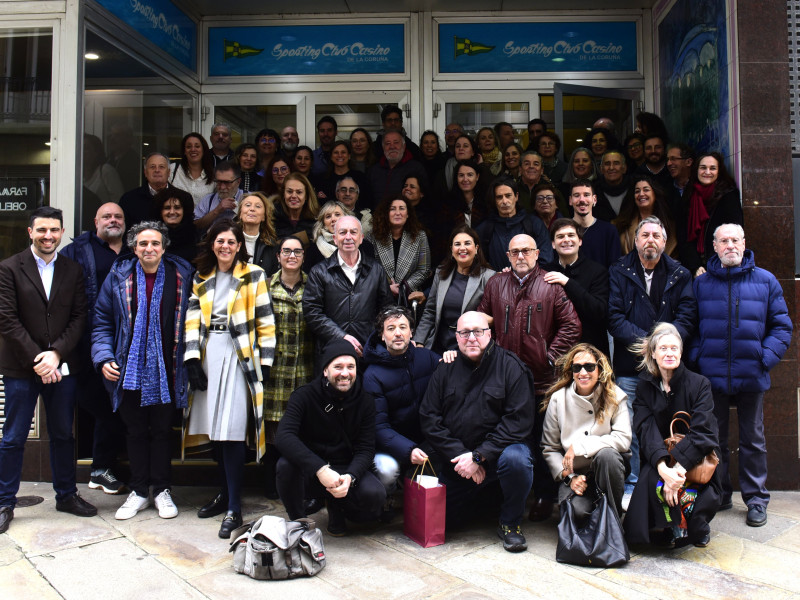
[
  {"xmin": 184, "ymin": 262, "xmax": 276, "ymax": 460},
  {"xmin": 265, "ymin": 270, "xmax": 314, "ymax": 422},
  {"xmin": 369, "ymin": 230, "xmax": 431, "ymax": 292}
]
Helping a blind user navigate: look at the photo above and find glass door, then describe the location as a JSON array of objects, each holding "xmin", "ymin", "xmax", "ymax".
[
  {"xmin": 307, "ymin": 91, "xmax": 412, "ymax": 147},
  {"xmin": 552, "ymin": 82, "xmax": 640, "ymax": 158}
]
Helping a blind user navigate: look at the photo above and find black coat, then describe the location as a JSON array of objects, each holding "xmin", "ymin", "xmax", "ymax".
[
  {"xmin": 624, "ymin": 364, "xmax": 722, "ymax": 545},
  {"xmin": 419, "ymin": 341, "xmax": 534, "ymax": 465},
  {"xmin": 276, "ymin": 375, "xmax": 376, "ymax": 480},
  {"xmin": 543, "ymin": 255, "xmax": 609, "ymax": 354},
  {"xmin": 302, "ymin": 251, "xmax": 393, "ymax": 347}
]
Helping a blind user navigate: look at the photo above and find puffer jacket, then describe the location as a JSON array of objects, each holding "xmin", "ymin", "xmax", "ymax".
[
  {"xmin": 362, "ymin": 331, "xmax": 441, "ymax": 462},
  {"xmin": 608, "ymin": 251, "xmax": 696, "ymax": 377},
  {"xmin": 302, "ymin": 251, "xmax": 393, "ymax": 347},
  {"xmin": 476, "ymin": 266, "xmax": 581, "ymax": 395},
  {"xmin": 90, "ymin": 254, "xmax": 193, "ymax": 411},
  {"xmin": 690, "ymin": 250, "xmax": 792, "ymax": 394}
]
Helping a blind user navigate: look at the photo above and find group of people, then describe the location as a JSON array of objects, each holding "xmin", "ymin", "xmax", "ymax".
[{"xmin": 0, "ymin": 109, "xmax": 792, "ymax": 558}]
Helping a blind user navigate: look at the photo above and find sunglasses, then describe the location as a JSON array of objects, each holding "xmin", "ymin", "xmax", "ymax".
[{"xmin": 571, "ymin": 362, "xmax": 598, "ymax": 373}]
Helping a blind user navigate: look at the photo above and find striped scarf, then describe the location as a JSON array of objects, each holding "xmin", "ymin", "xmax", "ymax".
[{"xmin": 122, "ymin": 261, "xmax": 171, "ymax": 407}]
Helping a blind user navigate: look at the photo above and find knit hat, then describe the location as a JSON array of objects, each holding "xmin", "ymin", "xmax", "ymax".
[{"xmin": 320, "ymin": 339, "xmax": 359, "ymax": 371}]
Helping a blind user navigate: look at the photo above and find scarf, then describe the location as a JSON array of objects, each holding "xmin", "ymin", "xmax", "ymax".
[
  {"xmin": 687, "ymin": 182, "xmax": 715, "ymax": 254},
  {"xmin": 656, "ymin": 481, "xmax": 697, "ymax": 538},
  {"xmin": 316, "ymin": 229, "xmax": 337, "ymax": 259},
  {"xmin": 481, "ymin": 147, "xmax": 501, "ymax": 166},
  {"xmin": 122, "ymin": 261, "xmax": 171, "ymax": 407}
]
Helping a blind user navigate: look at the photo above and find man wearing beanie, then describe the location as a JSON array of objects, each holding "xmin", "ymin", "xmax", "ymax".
[{"xmin": 276, "ymin": 339, "xmax": 386, "ymax": 536}]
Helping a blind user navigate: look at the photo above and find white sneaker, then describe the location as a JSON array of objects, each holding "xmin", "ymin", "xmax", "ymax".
[
  {"xmin": 154, "ymin": 489, "xmax": 178, "ymax": 519},
  {"xmin": 115, "ymin": 492, "xmax": 150, "ymax": 520}
]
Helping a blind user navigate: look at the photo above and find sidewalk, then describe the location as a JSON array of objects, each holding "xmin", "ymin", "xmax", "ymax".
[{"xmin": 1, "ymin": 482, "xmax": 799, "ymax": 599}]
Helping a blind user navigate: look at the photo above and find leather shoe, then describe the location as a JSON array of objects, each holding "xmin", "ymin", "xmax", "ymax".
[
  {"xmin": 218, "ymin": 511, "xmax": 243, "ymax": 539},
  {"xmin": 718, "ymin": 499, "xmax": 733, "ymax": 511},
  {"xmin": 746, "ymin": 504, "xmax": 767, "ymax": 527},
  {"xmin": 197, "ymin": 492, "xmax": 227, "ymax": 518},
  {"xmin": 528, "ymin": 498, "xmax": 553, "ymax": 522},
  {"xmin": 694, "ymin": 532, "xmax": 711, "ymax": 548},
  {"xmin": 56, "ymin": 493, "xmax": 97, "ymax": 517},
  {"xmin": 0, "ymin": 506, "xmax": 13, "ymax": 534}
]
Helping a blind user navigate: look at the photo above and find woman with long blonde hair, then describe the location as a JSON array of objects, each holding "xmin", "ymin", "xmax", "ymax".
[{"xmin": 541, "ymin": 343, "xmax": 631, "ymax": 523}]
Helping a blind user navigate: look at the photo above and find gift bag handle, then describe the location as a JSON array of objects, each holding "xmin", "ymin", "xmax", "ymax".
[{"xmin": 410, "ymin": 457, "xmax": 438, "ymax": 484}]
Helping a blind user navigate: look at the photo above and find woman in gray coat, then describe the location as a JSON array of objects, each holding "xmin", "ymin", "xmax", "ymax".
[{"xmin": 413, "ymin": 225, "xmax": 494, "ymax": 354}]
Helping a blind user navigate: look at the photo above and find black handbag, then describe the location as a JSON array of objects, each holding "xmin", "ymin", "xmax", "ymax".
[{"xmin": 556, "ymin": 488, "xmax": 630, "ymax": 568}]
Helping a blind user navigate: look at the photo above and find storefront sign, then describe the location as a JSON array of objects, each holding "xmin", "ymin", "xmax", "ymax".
[
  {"xmin": 438, "ymin": 22, "xmax": 637, "ymax": 73},
  {"xmin": 0, "ymin": 179, "xmax": 42, "ymax": 212},
  {"xmin": 93, "ymin": 0, "xmax": 196, "ymax": 70},
  {"xmin": 207, "ymin": 25, "xmax": 405, "ymax": 76}
]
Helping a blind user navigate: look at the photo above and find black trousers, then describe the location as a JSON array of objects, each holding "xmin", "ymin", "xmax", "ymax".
[
  {"xmin": 76, "ymin": 369, "xmax": 125, "ymax": 471},
  {"xmin": 276, "ymin": 457, "xmax": 386, "ymax": 522},
  {"xmin": 117, "ymin": 391, "xmax": 176, "ymax": 498}
]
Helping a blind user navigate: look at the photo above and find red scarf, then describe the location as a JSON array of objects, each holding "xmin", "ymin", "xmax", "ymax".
[{"xmin": 687, "ymin": 182, "xmax": 715, "ymax": 254}]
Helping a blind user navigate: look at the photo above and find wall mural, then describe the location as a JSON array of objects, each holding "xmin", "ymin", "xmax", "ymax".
[{"xmin": 657, "ymin": 0, "xmax": 731, "ymax": 158}]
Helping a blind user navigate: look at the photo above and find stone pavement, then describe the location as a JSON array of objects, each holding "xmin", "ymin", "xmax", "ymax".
[{"xmin": 1, "ymin": 481, "xmax": 799, "ymax": 600}]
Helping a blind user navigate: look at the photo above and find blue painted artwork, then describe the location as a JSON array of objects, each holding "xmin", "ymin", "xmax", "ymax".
[
  {"xmin": 658, "ymin": 0, "xmax": 730, "ymax": 157},
  {"xmin": 93, "ymin": 0, "xmax": 196, "ymax": 70},
  {"xmin": 438, "ymin": 22, "xmax": 638, "ymax": 73},
  {"xmin": 207, "ymin": 25, "xmax": 405, "ymax": 76}
]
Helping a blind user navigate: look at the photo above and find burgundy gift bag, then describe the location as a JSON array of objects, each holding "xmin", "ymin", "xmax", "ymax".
[{"xmin": 403, "ymin": 461, "xmax": 446, "ymax": 548}]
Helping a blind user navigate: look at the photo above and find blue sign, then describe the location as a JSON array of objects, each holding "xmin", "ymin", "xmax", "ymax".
[
  {"xmin": 93, "ymin": 0, "xmax": 196, "ymax": 70},
  {"xmin": 438, "ymin": 22, "xmax": 637, "ymax": 73},
  {"xmin": 208, "ymin": 25, "xmax": 405, "ymax": 76}
]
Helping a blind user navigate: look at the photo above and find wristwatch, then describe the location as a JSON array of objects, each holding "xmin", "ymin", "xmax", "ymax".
[
  {"xmin": 472, "ymin": 451, "xmax": 484, "ymax": 465},
  {"xmin": 563, "ymin": 473, "xmax": 577, "ymax": 485}
]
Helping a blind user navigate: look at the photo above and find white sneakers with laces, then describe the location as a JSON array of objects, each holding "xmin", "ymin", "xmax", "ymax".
[
  {"xmin": 115, "ymin": 492, "xmax": 150, "ymax": 520},
  {"xmin": 154, "ymin": 489, "xmax": 179, "ymax": 519}
]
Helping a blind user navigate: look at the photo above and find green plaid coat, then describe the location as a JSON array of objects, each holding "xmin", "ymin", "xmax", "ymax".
[{"xmin": 265, "ymin": 270, "xmax": 314, "ymax": 422}]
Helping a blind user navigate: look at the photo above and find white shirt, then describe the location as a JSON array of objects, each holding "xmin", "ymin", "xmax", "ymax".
[
  {"xmin": 338, "ymin": 251, "xmax": 361, "ymax": 285},
  {"xmin": 31, "ymin": 246, "xmax": 58, "ymax": 300}
]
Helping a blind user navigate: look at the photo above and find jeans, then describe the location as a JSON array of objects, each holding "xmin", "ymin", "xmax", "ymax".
[
  {"xmin": 75, "ymin": 369, "xmax": 124, "ymax": 471},
  {"xmin": 440, "ymin": 443, "xmax": 533, "ymax": 527},
  {"xmin": 713, "ymin": 391, "xmax": 769, "ymax": 508},
  {"xmin": 117, "ymin": 390, "xmax": 176, "ymax": 498},
  {"xmin": 0, "ymin": 375, "xmax": 78, "ymax": 507},
  {"xmin": 276, "ymin": 457, "xmax": 387, "ymax": 522},
  {"xmin": 616, "ymin": 376, "xmax": 640, "ymax": 489}
]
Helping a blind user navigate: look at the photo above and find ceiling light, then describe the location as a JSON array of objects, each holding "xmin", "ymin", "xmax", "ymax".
[
  {"xmin": 575, "ymin": 139, "xmax": 583, "ymax": 142},
  {"xmin": 85, "ymin": 52, "xmax": 100, "ymax": 60}
]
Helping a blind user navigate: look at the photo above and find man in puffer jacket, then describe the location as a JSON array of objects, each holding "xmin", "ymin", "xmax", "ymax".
[
  {"xmin": 691, "ymin": 223, "xmax": 792, "ymax": 528},
  {"xmin": 362, "ymin": 306, "xmax": 441, "ymax": 493}
]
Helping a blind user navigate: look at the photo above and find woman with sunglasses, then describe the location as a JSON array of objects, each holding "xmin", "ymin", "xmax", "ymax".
[
  {"xmin": 541, "ymin": 343, "xmax": 631, "ymax": 524},
  {"xmin": 254, "ymin": 128, "xmax": 280, "ymax": 175}
]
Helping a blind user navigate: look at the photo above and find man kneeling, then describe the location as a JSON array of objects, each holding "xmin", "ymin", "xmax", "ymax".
[
  {"xmin": 420, "ymin": 311, "xmax": 534, "ymax": 552},
  {"xmin": 276, "ymin": 340, "xmax": 386, "ymax": 536}
]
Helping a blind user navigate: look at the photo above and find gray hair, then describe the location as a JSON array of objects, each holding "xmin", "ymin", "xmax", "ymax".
[
  {"xmin": 521, "ymin": 150, "xmax": 543, "ymax": 163},
  {"xmin": 126, "ymin": 220, "xmax": 171, "ymax": 249},
  {"xmin": 635, "ymin": 215, "xmax": 668, "ymax": 242},
  {"xmin": 211, "ymin": 123, "xmax": 231, "ymax": 135},
  {"xmin": 630, "ymin": 322, "xmax": 683, "ymax": 377},
  {"xmin": 336, "ymin": 176, "xmax": 360, "ymax": 196},
  {"xmin": 313, "ymin": 201, "xmax": 355, "ymax": 240},
  {"xmin": 713, "ymin": 223, "xmax": 745, "ymax": 241}
]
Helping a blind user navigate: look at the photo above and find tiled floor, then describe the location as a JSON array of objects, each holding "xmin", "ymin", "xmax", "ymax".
[{"xmin": 1, "ymin": 482, "xmax": 799, "ymax": 600}]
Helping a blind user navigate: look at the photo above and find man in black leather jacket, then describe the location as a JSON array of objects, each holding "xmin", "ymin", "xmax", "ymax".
[{"xmin": 303, "ymin": 216, "xmax": 392, "ymax": 359}]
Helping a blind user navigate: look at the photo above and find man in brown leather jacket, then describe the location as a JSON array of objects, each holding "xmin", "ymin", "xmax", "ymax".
[{"xmin": 477, "ymin": 233, "xmax": 581, "ymax": 522}]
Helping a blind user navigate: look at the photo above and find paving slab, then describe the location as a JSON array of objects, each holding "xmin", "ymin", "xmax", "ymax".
[
  {"xmin": 709, "ymin": 503, "xmax": 799, "ymax": 544},
  {"xmin": 767, "ymin": 491, "xmax": 800, "ymax": 520},
  {"xmin": 0, "ymin": 557, "xmax": 63, "ymax": 600},
  {"xmin": 29, "ymin": 536, "xmax": 207, "ymax": 600},
  {"xmin": 0, "ymin": 533, "xmax": 24, "ymax": 567},
  {"xmin": 680, "ymin": 530, "xmax": 800, "ymax": 595},
  {"xmin": 601, "ymin": 542, "xmax": 794, "ymax": 600},
  {"xmin": 190, "ymin": 564, "xmax": 353, "ymax": 600}
]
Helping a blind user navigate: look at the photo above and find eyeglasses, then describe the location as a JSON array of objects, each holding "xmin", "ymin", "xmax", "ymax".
[
  {"xmin": 259, "ymin": 137, "xmax": 277, "ymax": 145},
  {"xmin": 455, "ymin": 328, "xmax": 490, "ymax": 339},
  {"xmin": 571, "ymin": 362, "xmax": 598, "ymax": 373},
  {"xmin": 535, "ymin": 195, "xmax": 555, "ymax": 203},
  {"xmin": 445, "ymin": 129, "xmax": 462, "ymax": 135},
  {"xmin": 508, "ymin": 248, "xmax": 537, "ymax": 257},
  {"xmin": 337, "ymin": 186, "xmax": 358, "ymax": 194},
  {"xmin": 215, "ymin": 178, "xmax": 239, "ymax": 185},
  {"xmin": 272, "ymin": 166, "xmax": 290, "ymax": 174},
  {"xmin": 280, "ymin": 248, "xmax": 304, "ymax": 256}
]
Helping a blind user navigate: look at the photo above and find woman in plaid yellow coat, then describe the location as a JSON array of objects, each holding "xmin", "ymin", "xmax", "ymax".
[{"xmin": 183, "ymin": 220, "xmax": 275, "ymax": 538}]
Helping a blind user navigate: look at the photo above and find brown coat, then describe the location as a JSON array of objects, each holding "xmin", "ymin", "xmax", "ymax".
[{"xmin": 0, "ymin": 249, "xmax": 87, "ymax": 377}]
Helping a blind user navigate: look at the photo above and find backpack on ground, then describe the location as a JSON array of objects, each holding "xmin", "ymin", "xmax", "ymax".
[{"xmin": 229, "ymin": 515, "xmax": 326, "ymax": 579}]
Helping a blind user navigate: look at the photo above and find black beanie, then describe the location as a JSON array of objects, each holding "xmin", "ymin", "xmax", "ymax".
[{"xmin": 320, "ymin": 339, "xmax": 359, "ymax": 371}]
